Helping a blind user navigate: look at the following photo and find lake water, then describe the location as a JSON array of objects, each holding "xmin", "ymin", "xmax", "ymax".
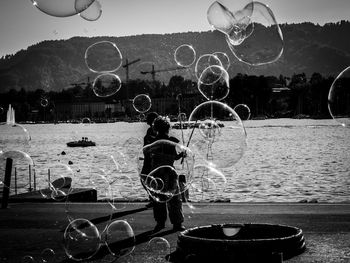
[{"xmin": 2, "ymin": 118, "xmax": 350, "ymax": 203}]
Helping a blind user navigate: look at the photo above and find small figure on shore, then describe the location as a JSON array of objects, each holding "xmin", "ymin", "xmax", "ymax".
[
  {"xmin": 140, "ymin": 112, "xmax": 159, "ymax": 208},
  {"xmin": 150, "ymin": 116, "xmax": 185, "ymax": 232}
]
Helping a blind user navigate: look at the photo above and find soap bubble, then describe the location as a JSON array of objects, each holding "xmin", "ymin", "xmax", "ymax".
[
  {"xmin": 79, "ymin": 0, "xmax": 102, "ymax": 21},
  {"xmin": 174, "ymin": 44, "xmax": 196, "ymax": 67},
  {"xmin": 37, "ymin": 163, "xmax": 73, "ymax": 201},
  {"xmin": 40, "ymin": 248, "xmax": 55, "ymax": 263},
  {"xmin": 197, "ymin": 65, "xmax": 230, "ymax": 101},
  {"xmin": 92, "ymin": 73, "xmax": 122, "ymax": 97},
  {"xmin": 123, "ymin": 137, "xmax": 143, "ymax": 162},
  {"xmin": 187, "ymin": 101, "xmax": 247, "ymax": 169},
  {"xmin": 195, "ymin": 54, "xmax": 222, "ymax": 81},
  {"xmin": 222, "ymin": 224, "xmax": 242, "ymax": 237},
  {"xmin": 146, "ymin": 237, "xmax": 171, "ymax": 262},
  {"xmin": 0, "ymin": 122, "xmax": 31, "ymax": 153},
  {"xmin": 137, "ymin": 113, "xmax": 146, "ymax": 122},
  {"xmin": 81, "ymin": 117, "xmax": 92, "ymax": 125},
  {"xmin": 40, "ymin": 98, "xmax": 49, "ymax": 108},
  {"xmin": 207, "ymin": 1, "xmax": 236, "ymax": 35},
  {"xmin": 233, "ymin": 104, "xmax": 251, "ymax": 120},
  {"xmin": 133, "ymin": 94, "xmax": 152, "ymax": 113},
  {"xmin": 75, "ymin": 0, "xmax": 95, "ymax": 12},
  {"xmin": 226, "ymin": 2, "xmax": 284, "ymax": 66},
  {"xmin": 63, "ymin": 218, "xmax": 101, "ymax": 261},
  {"xmin": 139, "ymin": 139, "xmax": 195, "ymax": 203},
  {"xmin": 105, "ymin": 220, "xmax": 135, "ymax": 258},
  {"xmin": 143, "ymin": 165, "xmax": 178, "ymax": 203},
  {"xmin": 21, "ymin": 256, "xmax": 35, "ymax": 263},
  {"xmin": 328, "ymin": 66, "xmax": 350, "ymax": 127},
  {"xmin": 85, "ymin": 41, "xmax": 123, "ymax": 73},
  {"xmin": 207, "ymin": 0, "xmax": 254, "ymax": 39},
  {"xmin": 30, "ymin": 0, "xmax": 95, "ymax": 17},
  {"xmin": 212, "ymin": 52, "xmax": 230, "ymax": 71},
  {"xmin": 0, "ymin": 150, "xmax": 34, "ymax": 195},
  {"xmin": 178, "ymin": 112, "xmax": 187, "ymax": 122}
]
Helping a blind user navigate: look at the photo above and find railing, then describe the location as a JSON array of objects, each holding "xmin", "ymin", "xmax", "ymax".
[{"xmin": 11, "ymin": 166, "xmax": 53, "ymax": 195}]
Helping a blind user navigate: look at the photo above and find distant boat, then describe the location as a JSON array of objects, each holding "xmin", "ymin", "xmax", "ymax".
[
  {"xmin": 67, "ymin": 137, "xmax": 96, "ymax": 147},
  {"xmin": 172, "ymin": 121, "xmax": 224, "ymax": 129}
]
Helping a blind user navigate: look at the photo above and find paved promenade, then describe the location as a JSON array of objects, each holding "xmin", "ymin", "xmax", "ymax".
[{"xmin": 0, "ymin": 202, "xmax": 349, "ymax": 263}]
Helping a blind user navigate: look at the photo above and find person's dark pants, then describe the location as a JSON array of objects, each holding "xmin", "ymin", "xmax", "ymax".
[{"xmin": 153, "ymin": 192, "xmax": 184, "ymax": 225}]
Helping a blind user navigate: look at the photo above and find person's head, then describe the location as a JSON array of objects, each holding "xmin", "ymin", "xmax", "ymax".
[
  {"xmin": 153, "ymin": 116, "xmax": 171, "ymax": 135},
  {"xmin": 146, "ymin": 112, "xmax": 159, "ymax": 126}
]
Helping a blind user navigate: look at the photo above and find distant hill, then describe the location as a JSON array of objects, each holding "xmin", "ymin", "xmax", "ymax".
[{"xmin": 1, "ymin": 21, "xmax": 350, "ymax": 92}]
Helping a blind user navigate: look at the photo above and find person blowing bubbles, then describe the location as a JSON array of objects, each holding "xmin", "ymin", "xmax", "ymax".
[{"xmin": 148, "ymin": 116, "xmax": 186, "ymax": 232}]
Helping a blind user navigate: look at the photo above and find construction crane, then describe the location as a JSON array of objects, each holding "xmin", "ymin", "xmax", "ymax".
[
  {"xmin": 122, "ymin": 58, "xmax": 141, "ymax": 83},
  {"xmin": 140, "ymin": 64, "xmax": 186, "ymax": 82}
]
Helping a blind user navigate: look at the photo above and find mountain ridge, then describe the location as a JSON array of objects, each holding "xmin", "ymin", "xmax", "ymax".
[{"xmin": 1, "ymin": 21, "xmax": 350, "ymax": 92}]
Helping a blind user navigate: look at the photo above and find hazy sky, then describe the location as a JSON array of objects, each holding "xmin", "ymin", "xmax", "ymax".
[{"xmin": 0, "ymin": 0, "xmax": 349, "ymax": 57}]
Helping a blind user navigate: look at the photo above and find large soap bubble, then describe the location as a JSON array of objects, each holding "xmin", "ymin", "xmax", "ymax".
[
  {"xmin": 226, "ymin": 2, "xmax": 284, "ymax": 66},
  {"xmin": 92, "ymin": 73, "xmax": 122, "ymax": 97},
  {"xmin": 328, "ymin": 66, "xmax": 350, "ymax": 127},
  {"xmin": 85, "ymin": 41, "xmax": 123, "ymax": 73},
  {"xmin": 30, "ymin": 0, "xmax": 95, "ymax": 17},
  {"xmin": 104, "ymin": 220, "xmax": 135, "ymax": 258},
  {"xmin": 146, "ymin": 237, "xmax": 171, "ymax": 262},
  {"xmin": 187, "ymin": 101, "xmax": 247, "ymax": 169},
  {"xmin": 138, "ymin": 139, "xmax": 195, "ymax": 203},
  {"xmin": 207, "ymin": 0, "xmax": 254, "ymax": 43},
  {"xmin": 197, "ymin": 65, "xmax": 230, "ymax": 101},
  {"xmin": 63, "ymin": 218, "xmax": 101, "ymax": 261},
  {"xmin": 79, "ymin": 0, "xmax": 102, "ymax": 21},
  {"xmin": 0, "ymin": 122, "xmax": 31, "ymax": 153}
]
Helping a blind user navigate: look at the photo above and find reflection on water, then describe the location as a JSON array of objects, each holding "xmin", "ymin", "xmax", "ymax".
[{"xmin": 4, "ymin": 119, "xmax": 350, "ymax": 202}]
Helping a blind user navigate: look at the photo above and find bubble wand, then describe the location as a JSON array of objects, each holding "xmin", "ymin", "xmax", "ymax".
[
  {"xmin": 176, "ymin": 94, "xmax": 185, "ymax": 145},
  {"xmin": 180, "ymin": 120, "xmax": 197, "ymax": 164}
]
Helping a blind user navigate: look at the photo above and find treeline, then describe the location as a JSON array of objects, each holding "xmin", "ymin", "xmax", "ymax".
[{"xmin": 0, "ymin": 72, "xmax": 334, "ymax": 122}]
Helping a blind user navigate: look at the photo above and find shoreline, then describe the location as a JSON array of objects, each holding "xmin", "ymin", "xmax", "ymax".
[{"xmin": 15, "ymin": 116, "xmax": 334, "ymax": 125}]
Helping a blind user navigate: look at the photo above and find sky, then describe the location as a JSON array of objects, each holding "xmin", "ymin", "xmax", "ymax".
[{"xmin": 0, "ymin": 0, "xmax": 349, "ymax": 57}]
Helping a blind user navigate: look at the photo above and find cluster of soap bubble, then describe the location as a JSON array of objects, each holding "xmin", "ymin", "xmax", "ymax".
[
  {"xmin": 207, "ymin": 0, "xmax": 284, "ymax": 66},
  {"xmin": 63, "ymin": 218, "xmax": 135, "ymax": 261},
  {"xmin": 30, "ymin": 0, "xmax": 102, "ymax": 21},
  {"xmin": 21, "ymin": 248, "xmax": 56, "ymax": 263},
  {"xmin": 85, "ymin": 40, "xmax": 123, "ymax": 97}
]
